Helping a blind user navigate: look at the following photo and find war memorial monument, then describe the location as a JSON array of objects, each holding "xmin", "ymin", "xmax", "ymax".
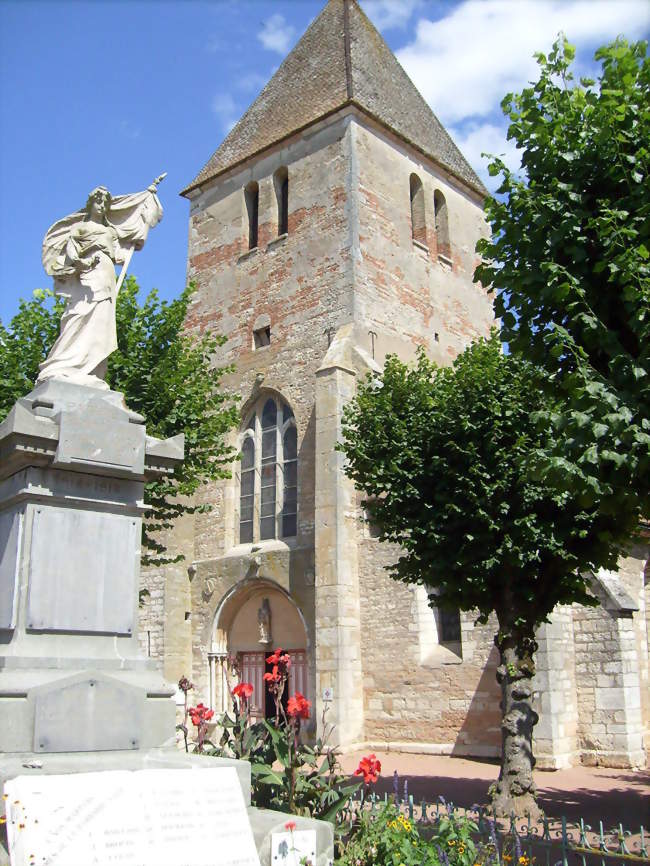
[{"xmin": 0, "ymin": 177, "xmax": 332, "ymax": 865}]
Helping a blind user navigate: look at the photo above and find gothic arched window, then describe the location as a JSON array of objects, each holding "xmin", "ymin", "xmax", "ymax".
[{"xmin": 239, "ymin": 396, "xmax": 298, "ymax": 544}]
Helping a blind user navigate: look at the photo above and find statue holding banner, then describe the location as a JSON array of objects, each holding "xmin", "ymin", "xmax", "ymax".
[{"xmin": 38, "ymin": 175, "xmax": 165, "ymax": 389}]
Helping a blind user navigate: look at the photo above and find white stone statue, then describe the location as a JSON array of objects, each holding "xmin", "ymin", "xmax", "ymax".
[{"xmin": 38, "ymin": 175, "xmax": 165, "ymax": 389}]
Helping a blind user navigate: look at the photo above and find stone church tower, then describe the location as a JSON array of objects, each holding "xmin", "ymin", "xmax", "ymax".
[{"xmin": 141, "ymin": 0, "xmax": 649, "ymax": 768}]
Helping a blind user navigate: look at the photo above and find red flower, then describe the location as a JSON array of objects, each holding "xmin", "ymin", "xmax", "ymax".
[
  {"xmin": 188, "ymin": 703, "xmax": 214, "ymax": 726},
  {"xmin": 266, "ymin": 648, "xmax": 292, "ymax": 668},
  {"xmin": 287, "ymin": 692, "xmax": 311, "ymax": 719},
  {"xmin": 354, "ymin": 754, "xmax": 381, "ymax": 785},
  {"xmin": 263, "ymin": 665, "xmax": 280, "ymax": 683},
  {"xmin": 178, "ymin": 676, "xmax": 194, "ymax": 693},
  {"xmin": 284, "ymin": 820, "xmax": 297, "ymax": 831},
  {"xmin": 233, "ymin": 682, "xmax": 254, "ymax": 701}
]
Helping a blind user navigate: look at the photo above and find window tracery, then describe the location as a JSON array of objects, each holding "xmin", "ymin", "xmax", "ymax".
[{"xmin": 239, "ymin": 396, "xmax": 298, "ymax": 544}]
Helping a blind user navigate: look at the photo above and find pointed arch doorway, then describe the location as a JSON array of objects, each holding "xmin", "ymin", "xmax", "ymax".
[{"xmin": 210, "ymin": 579, "xmax": 309, "ymax": 721}]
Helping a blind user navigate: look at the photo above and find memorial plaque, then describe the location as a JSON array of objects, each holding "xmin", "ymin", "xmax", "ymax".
[
  {"xmin": 5, "ymin": 767, "xmax": 261, "ymax": 866},
  {"xmin": 33, "ymin": 674, "xmax": 144, "ymax": 753},
  {"xmin": 0, "ymin": 508, "xmax": 21, "ymax": 629},
  {"xmin": 56, "ymin": 405, "xmax": 146, "ymax": 473},
  {"xmin": 26, "ymin": 506, "xmax": 138, "ymax": 633},
  {"xmin": 271, "ymin": 829, "xmax": 317, "ymax": 866}
]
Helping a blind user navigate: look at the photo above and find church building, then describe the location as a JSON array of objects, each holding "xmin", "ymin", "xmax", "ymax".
[{"xmin": 140, "ymin": 0, "xmax": 649, "ymax": 769}]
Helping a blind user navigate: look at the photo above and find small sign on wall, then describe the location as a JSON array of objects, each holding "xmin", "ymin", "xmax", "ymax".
[{"xmin": 322, "ymin": 687, "xmax": 334, "ymax": 702}]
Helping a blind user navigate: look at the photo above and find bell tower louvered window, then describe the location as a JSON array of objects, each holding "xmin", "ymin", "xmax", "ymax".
[
  {"xmin": 434, "ymin": 189, "xmax": 450, "ymax": 260},
  {"xmin": 410, "ymin": 174, "xmax": 426, "ymax": 245},
  {"xmin": 274, "ymin": 167, "xmax": 289, "ymax": 236},
  {"xmin": 245, "ymin": 181, "xmax": 259, "ymax": 250}
]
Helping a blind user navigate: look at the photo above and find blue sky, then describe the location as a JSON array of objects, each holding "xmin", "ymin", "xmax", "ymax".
[{"xmin": 1, "ymin": 0, "xmax": 648, "ymax": 324}]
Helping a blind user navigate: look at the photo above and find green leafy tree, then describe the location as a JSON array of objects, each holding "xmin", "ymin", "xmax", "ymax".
[
  {"xmin": 339, "ymin": 334, "xmax": 621, "ymax": 818},
  {"xmin": 0, "ymin": 289, "xmax": 65, "ymax": 413},
  {"xmin": 0, "ymin": 278, "xmax": 239, "ymax": 563},
  {"xmin": 475, "ymin": 38, "xmax": 649, "ymax": 530}
]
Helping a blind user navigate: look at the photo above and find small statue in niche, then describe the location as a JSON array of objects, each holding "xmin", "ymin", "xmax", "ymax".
[{"xmin": 258, "ymin": 598, "xmax": 272, "ymax": 645}]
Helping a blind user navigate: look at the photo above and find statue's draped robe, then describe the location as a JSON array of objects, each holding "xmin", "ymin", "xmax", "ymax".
[{"xmin": 38, "ymin": 189, "xmax": 163, "ymax": 387}]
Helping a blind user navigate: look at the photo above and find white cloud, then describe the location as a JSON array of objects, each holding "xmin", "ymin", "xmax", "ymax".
[
  {"xmin": 361, "ymin": 0, "xmax": 423, "ymax": 31},
  {"xmin": 397, "ymin": 0, "xmax": 650, "ymax": 127},
  {"xmin": 450, "ymin": 121, "xmax": 522, "ymax": 191},
  {"xmin": 211, "ymin": 93, "xmax": 238, "ymax": 132},
  {"xmin": 257, "ymin": 13, "xmax": 296, "ymax": 55}
]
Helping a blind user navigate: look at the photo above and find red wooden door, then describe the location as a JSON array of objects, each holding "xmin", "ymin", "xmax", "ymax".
[
  {"xmin": 239, "ymin": 649, "xmax": 308, "ymax": 720},
  {"xmin": 239, "ymin": 651, "xmax": 266, "ymax": 720}
]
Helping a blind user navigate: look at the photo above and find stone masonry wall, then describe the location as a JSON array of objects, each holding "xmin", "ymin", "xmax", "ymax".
[
  {"xmin": 176, "ymin": 115, "xmax": 360, "ymax": 711},
  {"xmin": 619, "ymin": 547, "xmax": 649, "ymax": 756},
  {"xmin": 137, "ymin": 567, "xmax": 165, "ymax": 661},
  {"xmin": 532, "ymin": 606, "xmax": 578, "ymax": 769},
  {"xmin": 353, "ymin": 120, "xmax": 494, "ymax": 367},
  {"xmin": 178, "ymin": 112, "xmax": 501, "ymax": 752},
  {"xmin": 348, "ymin": 117, "xmax": 499, "ymax": 755},
  {"xmin": 357, "ymin": 516, "xmax": 501, "ymax": 755},
  {"xmin": 158, "ymin": 109, "xmax": 649, "ymax": 768},
  {"xmin": 573, "ymin": 595, "xmax": 645, "ymax": 768}
]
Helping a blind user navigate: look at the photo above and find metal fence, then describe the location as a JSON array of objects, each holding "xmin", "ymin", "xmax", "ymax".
[{"xmin": 348, "ymin": 772, "xmax": 649, "ymax": 866}]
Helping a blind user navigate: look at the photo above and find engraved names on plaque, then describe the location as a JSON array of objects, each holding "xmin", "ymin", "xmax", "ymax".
[{"xmin": 5, "ymin": 767, "xmax": 260, "ymax": 866}]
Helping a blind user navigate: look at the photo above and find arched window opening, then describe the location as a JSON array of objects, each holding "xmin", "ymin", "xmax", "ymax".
[
  {"xmin": 409, "ymin": 174, "xmax": 426, "ymax": 245},
  {"xmin": 260, "ymin": 399, "xmax": 277, "ymax": 540},
  {"xmin": 274, "ymin": 167, "xmax": 289, "ymax": 236},
  {"xmin": 238, "ymin": 395, "xmax": 298, "ymax": 544},
  {"xmin": 433, "ymin": 189, "xmax": 450, "ymax": 260},
  {"xmin": 245, "ymin": 181, "xmax": 259, "ymax": 250}
]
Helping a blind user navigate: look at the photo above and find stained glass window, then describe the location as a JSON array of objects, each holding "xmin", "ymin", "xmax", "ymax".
[{"xmin": 238, "ymin": 396, "xmax": 298, "ymax": 543}]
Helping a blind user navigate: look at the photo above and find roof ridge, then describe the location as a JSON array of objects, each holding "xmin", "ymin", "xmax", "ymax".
[{"xmin": 343, "ymin": 0, "xmax": 353, "ymax": 100}]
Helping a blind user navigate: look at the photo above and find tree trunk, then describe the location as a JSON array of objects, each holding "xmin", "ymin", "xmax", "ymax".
[{"xmin": 490, "ymin": 633, "xmax": 543, "ymax": 820}]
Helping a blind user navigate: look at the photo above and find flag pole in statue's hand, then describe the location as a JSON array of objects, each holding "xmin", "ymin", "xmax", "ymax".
[{"xmin": 115, "ymin": 172, "xmax": 167, "ymax": 296}]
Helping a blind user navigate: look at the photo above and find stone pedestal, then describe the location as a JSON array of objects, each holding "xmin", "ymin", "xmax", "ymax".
[
  {"xmin": 0, "ymin": 380, "xmax": 183, "ymax": 755},
  {"xmin": 0, "ymin": 380, "xmax": 334, "ymax": 864}
]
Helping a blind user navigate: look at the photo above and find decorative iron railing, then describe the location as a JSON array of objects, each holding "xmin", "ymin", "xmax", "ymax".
[{"xmin": 347, "ymin": 771, "xmax": 649, "ymax": 866}]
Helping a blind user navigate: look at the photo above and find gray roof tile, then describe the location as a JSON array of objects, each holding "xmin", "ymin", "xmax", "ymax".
[{"xmin": 182, "ymin": 0, "xmax": 485, "ymax": 196}]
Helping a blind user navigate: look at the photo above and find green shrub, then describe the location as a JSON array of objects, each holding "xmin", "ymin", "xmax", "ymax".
[{"xmin": 339, "ymin": 804, "xmax": 437, "ymax": 866}]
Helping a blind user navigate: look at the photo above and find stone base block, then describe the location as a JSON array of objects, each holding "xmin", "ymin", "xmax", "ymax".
[
  {"xmin": 580, "ymin": 748, "xmax": 646, "ymax": 769},
  {"xmin": 0, "ymin": 669, "xmax": 175, "ymax": 753},
  {"xmin": 534, "ymin": 753, "xmax": 575, "ymax": 771}
]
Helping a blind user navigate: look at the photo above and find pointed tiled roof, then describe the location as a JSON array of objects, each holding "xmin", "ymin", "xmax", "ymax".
[{"xmin": 182, "ymin": 0, "xmax": 485, "ymax": 196}]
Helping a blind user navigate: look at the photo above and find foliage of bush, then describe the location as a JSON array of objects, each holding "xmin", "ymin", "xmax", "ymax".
[
  {"xmin": 339, "ymin": 804, "xmax": 436, "ymax": 866},
  {"xmin": 339, "ymin": 805, "xmax": 519, "ymax": 866}
]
